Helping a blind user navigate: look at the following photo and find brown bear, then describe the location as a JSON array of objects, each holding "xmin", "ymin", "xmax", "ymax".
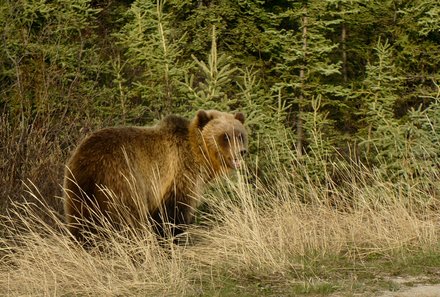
[{"xmin": 63, "ymin": 110, "xmax": 248, "ymax": 242}]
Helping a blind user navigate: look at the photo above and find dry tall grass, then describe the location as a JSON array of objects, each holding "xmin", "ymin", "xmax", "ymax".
[{"xmin": 1, "ymin": 152, "xmax": 439, "ymax": 296}]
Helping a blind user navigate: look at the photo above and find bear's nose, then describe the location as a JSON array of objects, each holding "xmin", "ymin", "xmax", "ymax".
[{"xmin": 240, "ymin": 149, "xmax": 248, "ymax": 157}]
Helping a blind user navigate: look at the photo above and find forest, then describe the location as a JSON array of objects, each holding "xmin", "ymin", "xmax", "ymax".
[
  {"xmin": 1, "ymin": 0, "xmax": 440, "ymax": 202},
  {"xmin": 1, "ymin": 0, "xmax": 440, "ymax": 296}
]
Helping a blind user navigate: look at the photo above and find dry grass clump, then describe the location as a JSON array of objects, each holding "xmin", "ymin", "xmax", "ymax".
[
  {"xmin": 0, "ymin": 185, "xmax": 195, "ymax": 297},
  {"xmin": 193, "ymin": 165, "xmax": 440, "ymax": 280},
  {"xmin": 1, "ymin": 156, "xmax": 439, "ymax": 296}
]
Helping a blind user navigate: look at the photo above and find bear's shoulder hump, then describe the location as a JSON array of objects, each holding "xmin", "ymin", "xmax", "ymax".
[{"xmin": 161, "ymin": 115, "xmax": 190, "ymax": 137}]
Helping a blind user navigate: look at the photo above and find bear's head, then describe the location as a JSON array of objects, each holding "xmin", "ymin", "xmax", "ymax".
[{"xmin": 193, "ymin": 110, "xmax": 248, "ymax": 174}]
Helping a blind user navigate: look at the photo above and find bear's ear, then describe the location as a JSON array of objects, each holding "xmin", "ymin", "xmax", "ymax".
[
  {"xmin": 235, "ymin": 112, "xmax": 245, "ymax": 124},
  {"xmin": 197, "ymin": 110, "xmax": 212, "ymax": 129}
]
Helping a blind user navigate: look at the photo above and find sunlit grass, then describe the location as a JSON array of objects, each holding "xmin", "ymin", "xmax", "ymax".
[{"xmin": 1, "ymin": 150, "xmax": 439, "ymax": 296}]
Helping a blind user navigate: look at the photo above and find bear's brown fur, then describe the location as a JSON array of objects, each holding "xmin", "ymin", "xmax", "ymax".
[{"xmin": 63, "ymin": 110, "xmax": 248, "ymax": 241}]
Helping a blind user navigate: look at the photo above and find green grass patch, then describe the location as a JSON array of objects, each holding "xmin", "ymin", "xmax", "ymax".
[{"xmin": 197, "ymin": 247, "xmax": 440, "ymax": 296}]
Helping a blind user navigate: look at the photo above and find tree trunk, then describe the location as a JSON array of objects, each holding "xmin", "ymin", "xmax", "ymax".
[
  {"xmin": 341, "ymin": 22, "xmax": 348, "ymax": 83},
  {"xmin": 297, "ymin": 7, "xmax": 308, "ymax": 158}
]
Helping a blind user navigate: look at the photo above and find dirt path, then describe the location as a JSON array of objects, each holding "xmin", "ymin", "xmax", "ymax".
[
  {"xmin": 378, "ymin": 284, "xmax": 440, "ymax": 297},
  {"xmin": 377, "ymin": 277, "xmax": 440, "ymax": 297}
]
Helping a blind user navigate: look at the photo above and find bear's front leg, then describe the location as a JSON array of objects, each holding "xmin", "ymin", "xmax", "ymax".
[{"xmin": 151, "ymin": 191, "xmax": 195, "ymax": 238}]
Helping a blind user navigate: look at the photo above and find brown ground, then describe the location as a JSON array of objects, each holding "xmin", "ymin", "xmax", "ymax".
[{"xmin": 377, "ymin": 277, "xmax": 440, "ymax": 297}]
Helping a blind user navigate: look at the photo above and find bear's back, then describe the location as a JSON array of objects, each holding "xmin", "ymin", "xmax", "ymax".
[
  {"xmin": 65, "ymin": 116, "xmax": 195, "ymax": 198},
  {"xmin": 70, "ymin": 117, "xmax": 190, "ymax": 164}
]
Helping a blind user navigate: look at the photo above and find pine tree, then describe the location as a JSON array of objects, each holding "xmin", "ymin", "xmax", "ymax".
[
  {"xmin": 0, "ymin": 0, "xmax": 102, "ymax": 122},
  {"xmin": 116, "ymin": 0, "xmax": 189, "ymax": 122},
  {"xmin": 394, "ymin": 1, "xmax": 440, "ymax": 115},
  {"xmin": 182, "ymin": 26, "xmax": 237, "ymax": 112},
  {"xmin": 270, "ymin": 0, "xmax": 346, "ymax": 157},
  {"xmin": 357, "ymin": 39, "xmax": 407, "ymax": 177},
  {"xmin": 167, "ymin": 0, "xmax": 273, "ymax": 70}
]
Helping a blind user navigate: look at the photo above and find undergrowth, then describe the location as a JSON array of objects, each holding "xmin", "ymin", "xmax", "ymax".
[{"xmin": 1, "ymin": 148, "xmax": 439, "ymax": 296}]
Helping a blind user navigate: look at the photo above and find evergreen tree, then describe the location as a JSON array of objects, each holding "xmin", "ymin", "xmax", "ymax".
[
  {"xmin": 167, "ymin": 0, "xmax": 273, "ymax": 70},
  {"xmin": 269, "ymin": 0, "xmax": 346, "ymax": 156},
  {"xmin": 358, "ymin": 39, "xmax": 399, "ymax": 139},
  {"xmin": 116, "ymin": 0, "xmax": 189, "ymax": 122},
  {"xmin": 357, "ymin": 39, "xmax": 415, "ymax": 179},
  {"xmin": 183, "ymin": 26, "xmax": 237, "ymax": 112},
  {"xmin": 1, "ymin": 0, "xmax": 440, "ymax": 190},
  {"xmin": 394, "ymin": 1, "xmax": 440, "ymax": 117},
  {"xmin": 0, "ymin": 0, "xmax": 103, "ymax": 122}
]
